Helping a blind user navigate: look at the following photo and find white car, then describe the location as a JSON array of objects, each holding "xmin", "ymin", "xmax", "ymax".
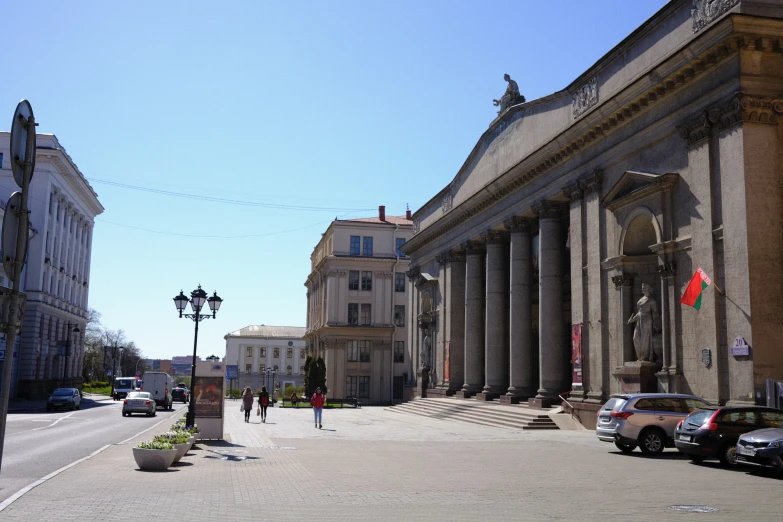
[{"xmin": 122, "ymin": 392, "xmax": 157, "ymax": 417}]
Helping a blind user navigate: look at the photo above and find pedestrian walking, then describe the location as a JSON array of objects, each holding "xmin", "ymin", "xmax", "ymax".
[
  {"xmin": 311, "ymin": 387, "xmax": 326, "ymax": 429},
  {"xmin": 242, "ymin": 386, "xmax": 254, "ymax": 422},
  {"xmin": 258, "ymin": 386, "xmax": 270, "ymax": 423},
  {"xmin": 291, "ymin": 391, "xmax": 298, "ymax": 408}
]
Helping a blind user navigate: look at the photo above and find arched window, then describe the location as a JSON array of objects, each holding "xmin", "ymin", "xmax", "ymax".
[
  {"xmin": 286, "ymin": 365, "xmax": 293, "ymax": 375},
  {"xmin": 273, "ymin": 365, "xmax": 279, "ymax": 373}
]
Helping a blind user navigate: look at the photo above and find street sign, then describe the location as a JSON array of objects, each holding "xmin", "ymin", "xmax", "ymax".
[
  {"xmin": 136, "ymin": 370, "xmax": 141, "ymax": 377},
  {"xmin": 226, "ymin": 365, "xmax": 237, "ymax": 380},
  {"xmin": 1, "ymin": 192, "xmax": 28, "ymax": 281},
  {"xmin": 107, "ymin": 370, "xmax": 112, "ymax": 376},
  {"xmin": 9, "ymin": 100, "xmax": 35, "ymax": 188}
]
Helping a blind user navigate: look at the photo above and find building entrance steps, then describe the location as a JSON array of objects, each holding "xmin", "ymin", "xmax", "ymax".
[{"xmin": 386, "ymin": 397, "xmax": 559, "ymax": 430}]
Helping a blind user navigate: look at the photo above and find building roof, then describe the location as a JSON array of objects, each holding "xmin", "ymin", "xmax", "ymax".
[
  {"xmin": 336, "ymin": 215, "xmax": 412, "ymax": 226},
  {"xmin": 225, "ymin": 325, "xmax": 306, "ymax": 339}
]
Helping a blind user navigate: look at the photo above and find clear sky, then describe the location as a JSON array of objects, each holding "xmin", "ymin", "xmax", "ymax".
[{"xmin": 2, "ymin": 1, "xmax": 668, "ymax": 360}]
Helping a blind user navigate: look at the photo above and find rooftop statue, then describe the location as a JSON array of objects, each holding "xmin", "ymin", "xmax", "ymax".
[{"xmin": 493, "ymin": 74, "xmax": 526, "ymax": 115}]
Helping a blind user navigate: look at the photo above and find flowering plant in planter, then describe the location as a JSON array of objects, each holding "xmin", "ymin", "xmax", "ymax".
[
  {"xmin": 154, "ymin": 431, "xmax": 190, "ymax": 445},
  {"xmin": 137, "ymin": 440, "xmax": 173, "ymax": 450}
]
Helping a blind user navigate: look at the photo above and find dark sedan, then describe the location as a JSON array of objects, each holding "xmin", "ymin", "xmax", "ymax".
[
  {"xmin": 172, "ymin": 386, "xmax": 189, "ymax": 404},
  {"xmin": 675, "ymin": 406, "xmax": 783, "ymax": 466},
  {"xmin": 47, "ymin": 388, "xmax": 81, "ymax": 411}
]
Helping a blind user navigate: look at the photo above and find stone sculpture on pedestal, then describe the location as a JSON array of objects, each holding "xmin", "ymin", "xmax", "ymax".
[
  {"xmin": 627, "ymin": 282, "xmax": 659, "ymax": 362},
  {"xmin": 420, "ymin": 334, "xmax": 431, "ymax": 370},
  {"xmin": 493, "ymin": 74, "xmax": 525, "ymax": 115}
]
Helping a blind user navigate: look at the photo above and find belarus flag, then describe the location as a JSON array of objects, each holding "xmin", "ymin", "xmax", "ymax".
[{"xmin": 681, "ymin": 267, "xmax": 712, "ymax": 310}]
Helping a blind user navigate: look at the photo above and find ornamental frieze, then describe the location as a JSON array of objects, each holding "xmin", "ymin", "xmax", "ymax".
[
  {"xmin": 572, "ymin": 76, "xmax": 598, "ymax": 118},
  {"xmin": 692, "ymin": 0, "xmax": 739, "ymax": 33}
]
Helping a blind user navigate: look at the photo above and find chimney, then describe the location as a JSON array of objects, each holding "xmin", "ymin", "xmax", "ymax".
[
  {"xmin": 379, "ymin": 205, "xmax": 386, "ymax": 222},
  {"xmin": 406, "ymin": 209, "xmax": 412, "ymax": 220}
]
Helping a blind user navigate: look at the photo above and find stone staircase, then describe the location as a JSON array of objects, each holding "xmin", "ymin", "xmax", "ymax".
[{"xmin": 386, "ymin": 397, "xmax": 559, "ymax": 430}]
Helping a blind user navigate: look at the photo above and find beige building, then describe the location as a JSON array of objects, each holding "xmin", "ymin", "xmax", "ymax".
[
  {"xmin": 402, "ymin": 0, "xmax": 783, "ymax": 427},
  {"xmin": 224, "ymin": 325, "xmax": 307, "ymax": 392},
  {"xmin": 305, "ymin": 206, "xmax": 412, "ymax": 404}
]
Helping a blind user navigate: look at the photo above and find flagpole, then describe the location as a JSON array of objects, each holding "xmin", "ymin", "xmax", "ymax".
[{"xmin": 714, "ymin": 283, "xmax": 725, "ymax": 296}]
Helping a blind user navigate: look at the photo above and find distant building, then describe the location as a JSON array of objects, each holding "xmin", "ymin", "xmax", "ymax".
[
  {"xmin": 0, "ymin": 133, "xmax": 104, "ymax": 399},
  {"xmin": 170, "ymin": 355, "xmax": 200, "ymax": 376},
  {"xmin": 304, "ymin": 206, "xmax": 412, "ymax": 404},
  {"xmin": 224, "ymin": 325, "xmax": 306, "ymax": 392}
]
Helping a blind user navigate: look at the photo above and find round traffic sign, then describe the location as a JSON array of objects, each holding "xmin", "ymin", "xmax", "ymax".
[
  {"xmin": 9, "ymin": 100, "xmax": 35, "ymax": 188},
  {"xmin": 1, "ymin": 192, "xmax": 29, "ymax": 281}
]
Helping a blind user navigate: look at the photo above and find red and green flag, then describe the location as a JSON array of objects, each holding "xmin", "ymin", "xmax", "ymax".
[{"xmin": 681, "ymin": 267, "xmax": 712, "ymax": 310}]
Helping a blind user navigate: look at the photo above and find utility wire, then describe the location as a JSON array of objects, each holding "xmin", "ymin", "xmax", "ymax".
[
  {"xmin": 94, "ymin": 217, "xmax": 334, "ymax": 239},
  {"xmin": 86, "ymin": 177, "xmax": 375, "ymax": 212}
]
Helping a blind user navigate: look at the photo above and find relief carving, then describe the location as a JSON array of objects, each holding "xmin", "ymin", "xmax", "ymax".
[
  {"xmin": 692, "ymin": 0, "xmax": 740, "ymax": 33},
  {"xmin": 572, "ymin": 76, "xmax": 598, "ymax": 118},
  {"xmin": 441, "ymin": 192, "xmax": 453, "ymax": 213}
]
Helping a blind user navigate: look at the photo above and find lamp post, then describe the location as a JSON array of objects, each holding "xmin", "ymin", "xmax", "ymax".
[
  {"xmin": 173, "ymin": 285, "xmax": 223, "ymax": 428},
  {"xmin": 61, "ymin": 322, "xmax": 80, "ymax": 388}
]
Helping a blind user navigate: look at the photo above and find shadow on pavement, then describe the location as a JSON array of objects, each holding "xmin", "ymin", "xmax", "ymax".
[{"xmin": 607, "ymin": 451, "xmax": 688, "ymax": 460}]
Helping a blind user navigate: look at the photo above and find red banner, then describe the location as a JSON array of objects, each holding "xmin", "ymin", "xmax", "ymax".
[{"xmin": 571, "ymin": 324, "xmax": 583, "ymax": 387}]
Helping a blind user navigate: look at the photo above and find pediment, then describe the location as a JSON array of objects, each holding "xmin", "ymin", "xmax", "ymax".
[{"xmin": 601, "ymin": 171, "xmax": 678, "ymax": 212}]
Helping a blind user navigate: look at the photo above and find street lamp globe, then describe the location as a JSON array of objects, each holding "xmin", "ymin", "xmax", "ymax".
[
  {"xmin": 207, "ymin": 291, "xmax": 223, "ymax": 316},
  {"xmin": 190, "ymin": 285, "xmax": 207, "ymax": 312},
  {"xmin": 173, "ymin": 291, "xmax": 189, "ymax": 316}
]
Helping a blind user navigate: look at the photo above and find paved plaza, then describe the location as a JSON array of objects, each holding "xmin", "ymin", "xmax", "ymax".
[{"xmin": 1, "ymin": 400, "xmax": 781, "ymax": 521}]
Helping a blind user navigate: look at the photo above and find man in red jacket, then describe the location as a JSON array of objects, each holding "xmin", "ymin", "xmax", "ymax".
[{"xmin": 311, "ymin": 387, "xmax": 326, "ymax": 429}]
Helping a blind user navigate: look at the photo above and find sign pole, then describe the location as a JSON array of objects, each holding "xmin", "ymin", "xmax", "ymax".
[{"xmin": 0, "ymin": 103, "xmax": 37, "ymax": 473}]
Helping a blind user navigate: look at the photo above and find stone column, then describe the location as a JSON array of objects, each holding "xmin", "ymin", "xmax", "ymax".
[
  {"xmin": 563, "ymin": 182, "xmax": 585, "ymax": 400},
  {"xmin": 445, "ymin": 251, "xmax": 466, "ymax": 393},
  {"xmin": 583, "ymin": 171, "xmax": 605, "ymax": 403},
  {"xmin": 458, "ymin": 241, "xmax": 485, "ymax": 398},
  {"xmin": 481, "ymin": 231, "xmax": 509, "ymax": 400},
  {"xmin": 657, "ymin": 264, "xmax": 676, "ymax": 391},
  {"xmin": 436, "ymin": 255, "xmax": 449, "ymax": 389},
  {"xmin": 503, "ymin": 217, "xmax": 535, "ymax": 403},
  {"xmin": 616, "ymin": 275, "xmax": 635, "ymax": 364},
  {"xmin": 530, "ymin": 201, "xmax": 565, "ymax": 408}
]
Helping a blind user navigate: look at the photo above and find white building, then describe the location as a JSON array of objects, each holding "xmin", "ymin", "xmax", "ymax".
[
  {"xmin": 224, "ymin": 325, "xmax": 307, "ymax": 392},
  {"xmin": 0, "ymin": 133, "xmax": 104, "ymax": 398},
  {"xmin": 304, "ymin": 206, "xmax": 412, "ymax": 404}
]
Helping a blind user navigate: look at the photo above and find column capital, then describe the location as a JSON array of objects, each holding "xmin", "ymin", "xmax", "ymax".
[
  {"xmin": 532, "ymin": 200, "xmax": 563, "ymax": 220},
  {"xmin": 611, "ymin": 274, "xmax": 634, "ymax": 289},
  {"xmin": 406, "ymin": 266, "xmax": 421, "ymax": 281},
  {"xmin": 449, "ymin": 249, "xmax": 466, "ymax": 263},
  {"xmin": 657, "ymin": 262, "xmax": 676, "ymax": 277},
  {"xmin": 436, "ymin": 253, "xmax": 451, "ymax": 266},
  {"xmin": 463, "ymin": 240, "xmax": 486, "ymax": 256},
  {"xmin": 504, "ymin": 216, "xmax": 532, "ymax": 234},
  {"xmin": 580, "ymin": 169, "xmax": 603, "ymax": 195},
  {"xmin": 481, "ymin": 230, "xmax": 507, "ymax": 245},
  {"xmin": 562, "ymin": 183, "xmax": 583, "ymax": 203}
]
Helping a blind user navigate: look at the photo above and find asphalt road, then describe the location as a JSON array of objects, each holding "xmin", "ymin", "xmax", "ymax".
[{"xmin": 0, "ymin": 395, "xmax": 188, "ymax": 503}]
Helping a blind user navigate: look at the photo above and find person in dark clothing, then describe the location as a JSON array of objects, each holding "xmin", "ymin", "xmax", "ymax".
[
  {"xmin": 258, "ymin": 386, "xmax": 270, "ymax": 423},
  {"xmin": 242, "ymin": 387, "xmax": 254, "ymax": 422}
]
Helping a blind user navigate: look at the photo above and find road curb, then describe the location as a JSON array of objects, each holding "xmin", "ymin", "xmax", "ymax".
[{"xmin": 0, "ymin": 409, "xmax": 185, "ymax": 513}]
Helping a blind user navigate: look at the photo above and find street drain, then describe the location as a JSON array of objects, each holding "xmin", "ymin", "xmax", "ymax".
[{"xmin": 668, "ymin": 505, "xmax": 718, "ymax": 513}]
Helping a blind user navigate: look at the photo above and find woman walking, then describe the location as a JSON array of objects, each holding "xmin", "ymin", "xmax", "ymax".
[
  {"xmin": 311, "ymin": 387, "xmax": 326, "ymax": 429},
  {"xmin": 258, "ymin": 386, "xmax": 270, "ymax": 423},
  {"xmin": 242, "ymin": 386, "xmax": 254, "ymax": 422}
]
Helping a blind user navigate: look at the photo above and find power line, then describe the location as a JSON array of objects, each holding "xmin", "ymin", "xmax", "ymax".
[
  {"xmin": 86, "ymin": 177, "xmax": 376, "ymax": 212},
  {"xmin": 95, "ymin": 217, "xmax": 334, "ymax": 239}
]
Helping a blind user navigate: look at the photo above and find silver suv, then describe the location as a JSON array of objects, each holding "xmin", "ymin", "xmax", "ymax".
[{"xmin": 596, "ymin": 393, "xmax": 711, "ymax": 455}]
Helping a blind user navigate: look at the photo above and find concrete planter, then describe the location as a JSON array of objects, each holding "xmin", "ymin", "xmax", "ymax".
[
  {"xmin": 188, "ymin": 436, "xmax": 196, "ymax": 445},
  {"xmin": 172, "ymin": 443, "xmax": 190, "ymax": 463},
  {"xmin": 132, "ymin": 447, "xmax": 177, "ymax": 471}
]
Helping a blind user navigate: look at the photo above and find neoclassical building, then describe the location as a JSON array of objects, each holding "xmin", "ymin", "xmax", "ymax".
[
  {"xmin": 402, "ymin": 0, "xmax": 783, "ymax": 426},
  {"xmin": 0, "ymin": 133, "xmax": 103, "ymax": 398}
]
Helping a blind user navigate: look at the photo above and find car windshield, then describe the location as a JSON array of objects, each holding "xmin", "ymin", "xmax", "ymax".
[
  {"xmin": 127, "ymin": 392, "xmax": 150, "ymax": 399},
  {"xmin": 601, "ymin": 398, "xmax": 623, "ymax": 411},
  {"xmin": 116, "ymin": 379, "xmax": 134, "ymax": 388},
  {"xmin": 52, "ymin": 389, "xmax": 73, "ymax": 396}
]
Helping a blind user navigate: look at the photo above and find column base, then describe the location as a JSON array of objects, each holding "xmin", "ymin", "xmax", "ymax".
[
  {"xmin": 455, "ymin": 390, "xmax": 477, "ymax": 399},
  {"xmin": 613, "ymin": 361, "xmax": 659, "ymax": 394},
  {"xmin": 529, "ymin": 397, "xmax": 559, "ymax": 409},
  {"xmin": 427, "ymin": 387, "xmax": 456, "ymax": 398},
  {"xmin": 500, "ymin": 394, "xmax": 523, "ymax": 405},
  {"xmin": 416, "ymin": 369, "xmax": 430, "ymax": 398},
  {"xmin": 477, "ymin": 392, "xmax": 500, "ymax": 401}
]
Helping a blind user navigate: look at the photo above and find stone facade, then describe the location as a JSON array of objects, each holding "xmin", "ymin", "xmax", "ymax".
[
  {"xmin": 224, "ymin": 325, "xmax": 307, "ymax": 392},
  {"xmin": 304, "ymin": 207, "xmax": 412, "ymax": 404},
  {"xmin": 402, "ymin": 0, "xmax": 783, "ymax": 425},
  {"xmin": 0, "ymin": 133, "xmax": 103, "ymax": 399}
]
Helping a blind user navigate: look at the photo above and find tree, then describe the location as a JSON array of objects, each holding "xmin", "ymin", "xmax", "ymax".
[{"xmin": 303, "ymin": 356, "xmax": 315, "ymax": 397}]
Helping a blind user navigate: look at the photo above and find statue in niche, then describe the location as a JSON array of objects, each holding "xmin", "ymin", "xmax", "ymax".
[
  {"xmin": 493, "ymin": 74, "xmax": 525, "ymax": 115},
  {"xmin": 420, "ymin": 334, "xmax": 431, "ymax": 370},
  {"xmin": 627, "ymin": 282, "xmax": 659, "ymax": 362}
]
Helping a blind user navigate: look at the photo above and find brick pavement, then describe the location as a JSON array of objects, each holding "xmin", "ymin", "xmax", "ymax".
[{"xmin": 0, "ymin": 400, "xmax": 781, "ymax": 521}]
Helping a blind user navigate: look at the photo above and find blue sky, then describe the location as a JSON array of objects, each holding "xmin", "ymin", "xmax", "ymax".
[{"xmin": 2, "ymin": 1, "xmax": 668, "ymax": 360}]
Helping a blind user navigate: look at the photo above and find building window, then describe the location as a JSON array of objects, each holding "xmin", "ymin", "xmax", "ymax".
[
  {"xmin": 260, "ymin": 364, "xmax": 266, "ymax": 373},
  {"xmin": 246, "ymin": 347, "xmax": 253, "ymax": 357},
  {"xmin": 274, "ymin": 365, "xmax": 279, "ymax": 373},
  {"xmin": 360, "ymin": 303, "xmax": 372, "ymax": 325},
  {"xmin": 347, "ymin": 340, "xmax": 358, "ymax": 362},
  {"xmin": 362, "ymin": 236, "xmax": 373, "ymax": 256},
  {"xmin": 394, "ymin": 341, "xmax": 404, "ymax": 363},
  {"xmin": 286, "ymin": 365, "xmax": 293, "ymax": 375},
  {"xmin": 0, "ymin": 152, "xmax": 3, "ymax": 168},
  {"xmin": 260, "ymin": 347, "xmax": 266, "ymax": 357},
  {"xmin": 348, "ymin": 303, "xmax": 359, "ymax": 325},
  {"xmin": 346, "ymin": 376, "xmax": 358, "ymax": 398},
  {"xmin": 359, "ymin": 376, "xmax": 370, "ymax": 398},
  {"xmin": 395, "ymin": 272, "xmax": 406, "ymax": 292},
  {"xmin": 348, "ymin": 270, "xmax": 360, "ymax": 290},
  {"xmin": 287, "ymin": 347, "xmax": 293, "ymax": 359},
  {"xmin": 359, "ymin": 340, "xmax": 371, "ymax": 362},
  {"xmin": 396, "ymin": 237, "xmax": 406, "ymax": 257},
  {"xmin": 273, "ymin": 347, "xmax": 280, "ymax": 358},
  {"xmin": 300, "ymin": 349, "xmax": 305, "ymax": 359},
  {"xmin": 394, "ymin": 305, "xmax": 405, "ymax": 327},
  {"xmin": 350, "ymin": 235, "xmax": 360, "ymax": 255},
  {"xmin": 361, "ymin": 271, "xmax": 372, "ymax": 291},
  {"xmin": 245, "ymin": 364, "xmax": 252, "ymax": 374},
  {"xmin": 299, "ymin": 365, "xmax": 304, "ymax": 374}
]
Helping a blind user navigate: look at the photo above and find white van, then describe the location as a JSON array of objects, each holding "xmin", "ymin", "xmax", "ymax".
[
  {"xmin": 139, "ymin": 372, "xmax": 173, "ymax": 410},
  {"xmin": 113, "ymin": 377, "xmax": 139, "ymax": 401}
]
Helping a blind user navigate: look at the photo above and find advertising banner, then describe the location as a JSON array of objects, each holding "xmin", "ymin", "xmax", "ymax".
[
  {"xmin": 571, "ymin": 324, "xmax": 583, "ymax": 387},
  {"xmin": 194, "ymin": 376, "xmax": 224, "ymax": 418}
]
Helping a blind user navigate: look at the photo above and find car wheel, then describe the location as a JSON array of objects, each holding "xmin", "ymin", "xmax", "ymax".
[
  {"xmin": 614, "ymin": 441, "xmax": 637, "ymax": 453},
  {"xmin": 152, "ymin": 410, "xmax": 157, "ymax": 417},
  {"xmin": 689, "ymin": 454, "xmax": 705, "ymax": 463},
  {"xmin": 638, "ymin": 429, "xmax": 665, "ymax": 456},
  {"xmin": 719, "ymin": 442, "xmax": 738, "ymax": 466}
]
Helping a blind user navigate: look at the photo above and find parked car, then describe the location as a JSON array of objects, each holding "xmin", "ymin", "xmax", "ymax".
[
  {"xmin": 675, "ymin": 406, "xmax": 783, "ymax": 466},
  {"xmin": 736, "ymin": 415, "xmax": 783, "ymax": 472},
  {"xmin": 122, "ymin": 392, "xmax": 157, "ymax": 417},
  {"xmin": 172, "ymin": 386, "xmax": 189, "ymax": 404},
  {"xmin": 47, "ymin": 388, "xmax": 81, "ymax": 411},
  {"xmin": 596, "ymin": 393, "xmax": 711, "ymax": 455}
]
